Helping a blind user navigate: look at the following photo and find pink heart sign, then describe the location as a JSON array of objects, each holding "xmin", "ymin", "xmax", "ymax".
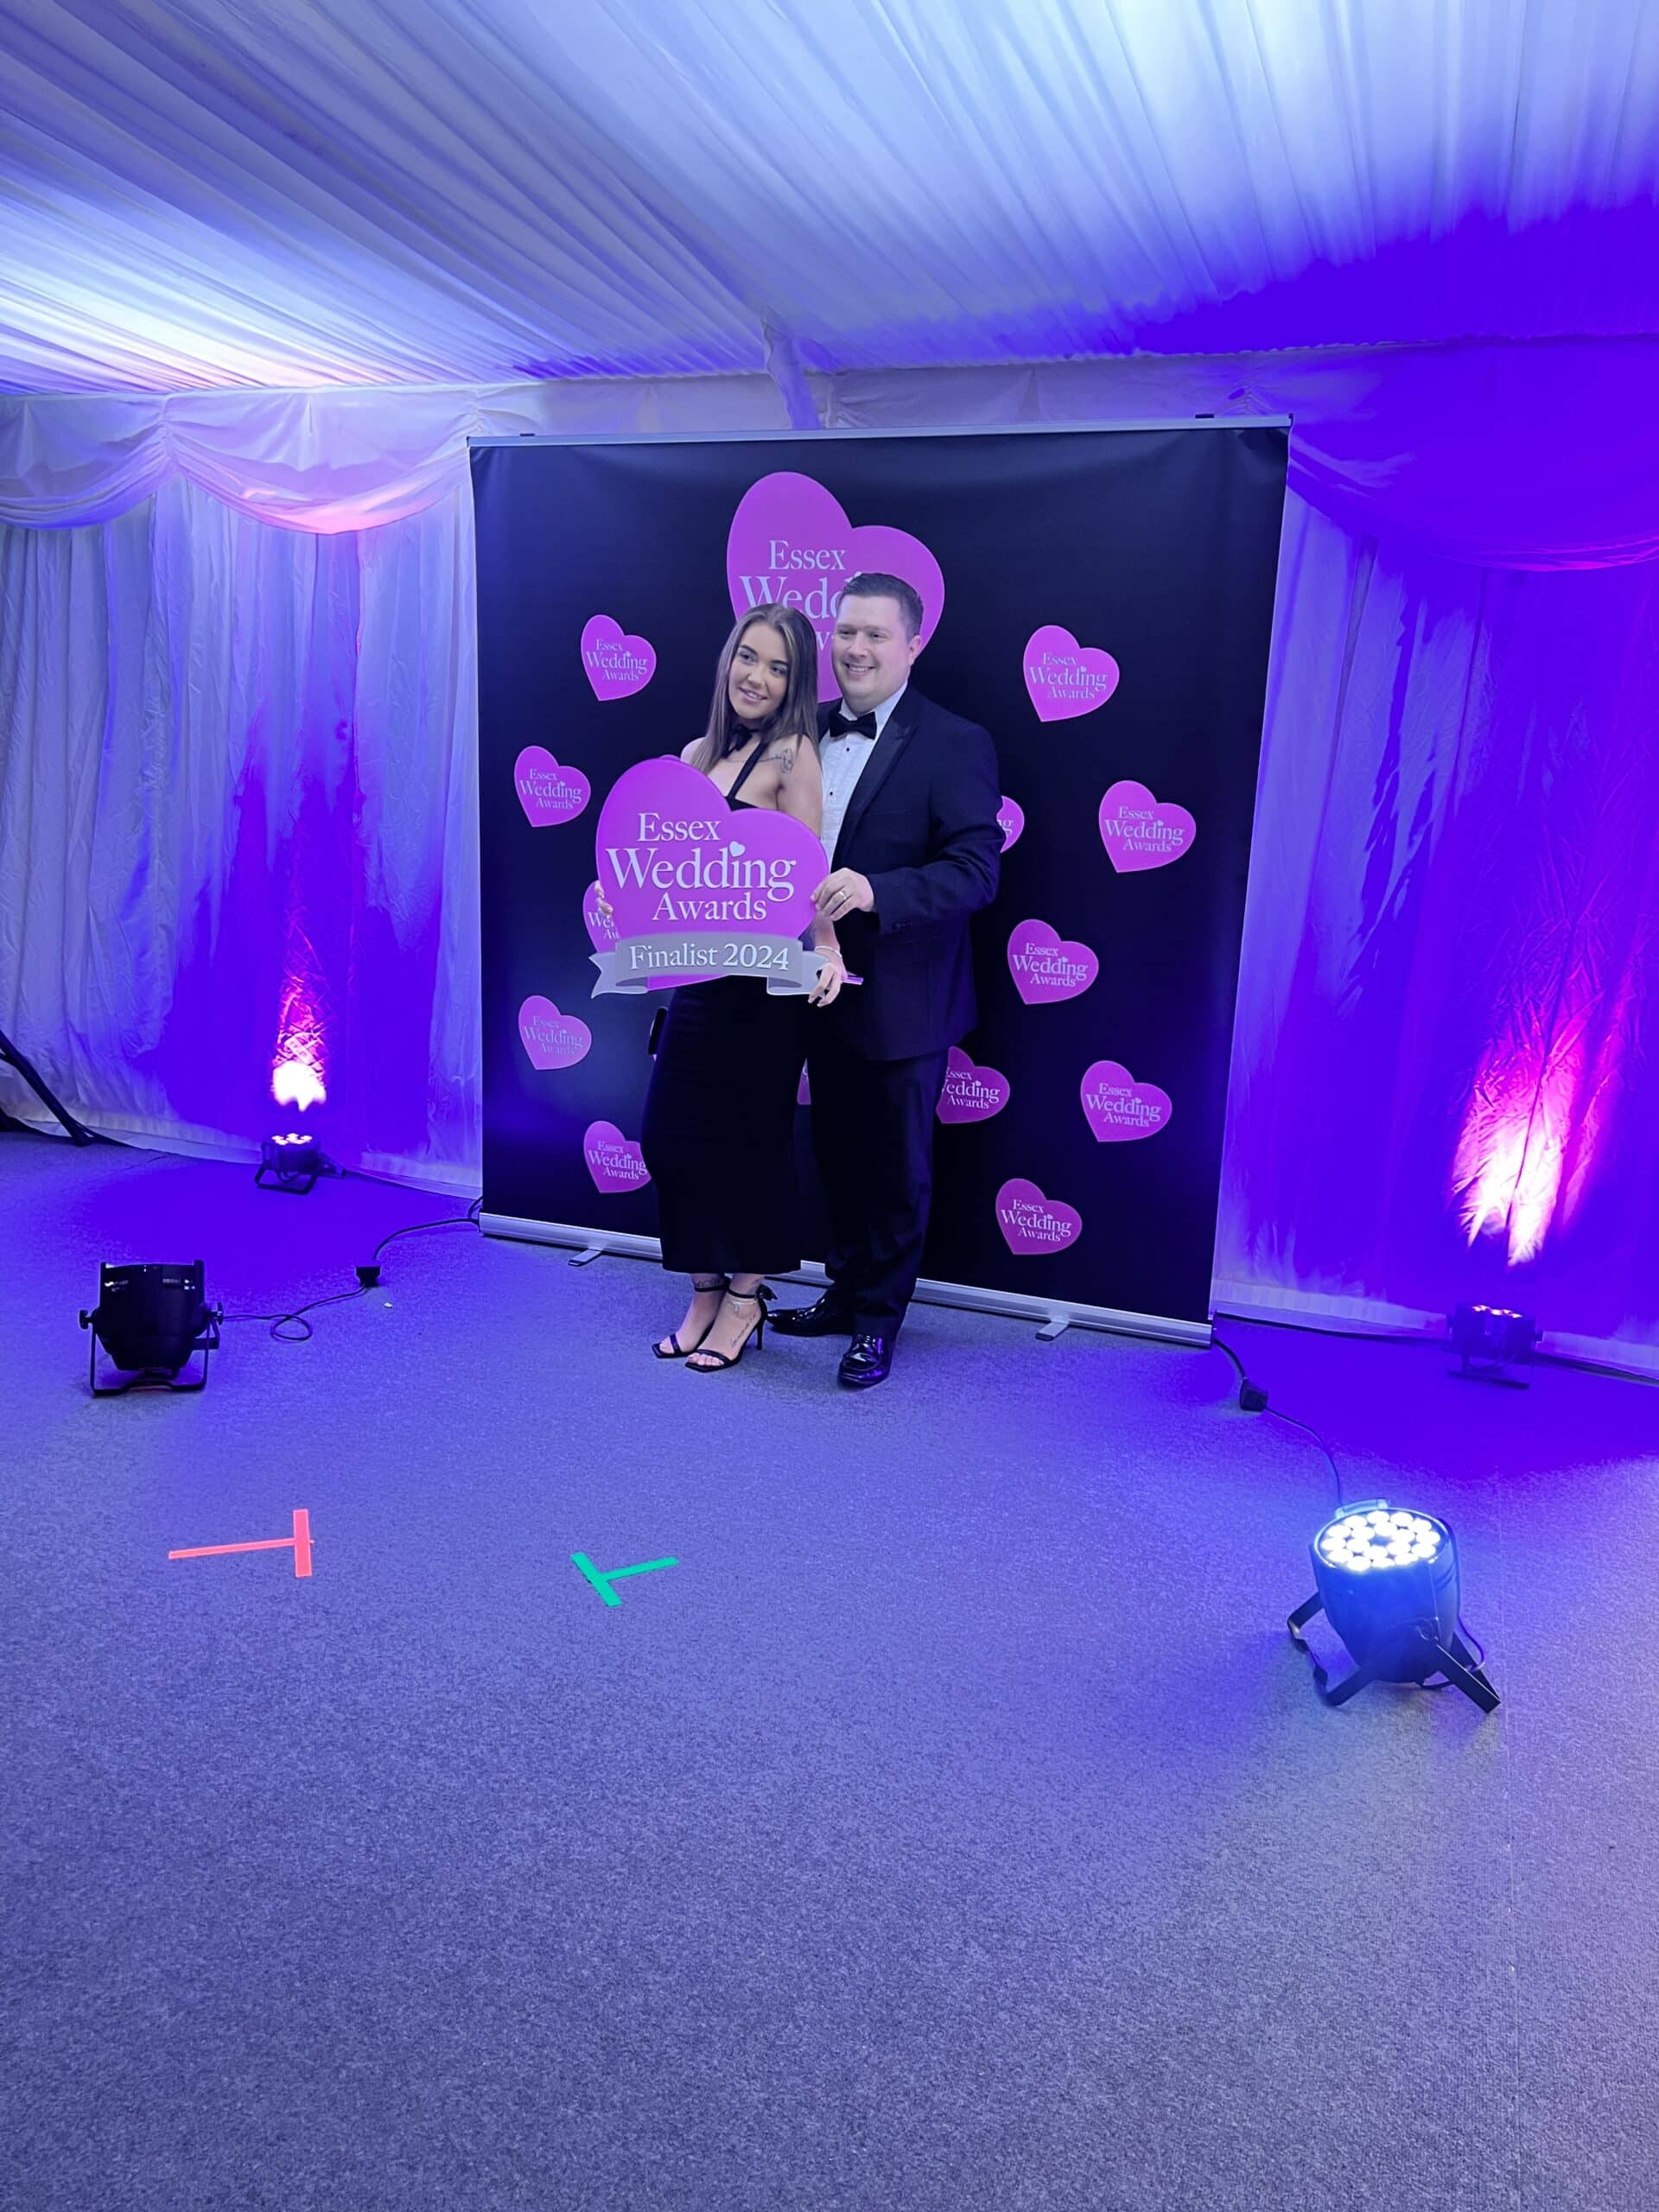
[
  {"xmin": 1023, "ymin": 624, "xmax": 1120, "ymax": 722},
  {"xmin": 727, "ymin": 472, "xmax": 944, "ymax": 701},
  {"xmin": 938, "ymin": 1046, "xmax": 1010, "ymax": 1125},
  {"xmin": 997, "ymin": 794, "xmax": 1026, "ymax": 853},
  {"xmin": 517, "ymin": 996, "xmax": 592, "ymax": 1071},
  {"xmin": 1098, "ymin": 781, "xmax": 1196, "ymax": 873},
  {"xmin": 995, "ymin": 1177, "xmax": 1083, "ymax": 1255},
  {"xmin": 582, "ymin": 880, "xmax": 618, "ymax": 953},
  {"xmin": 583, "ymin": 1120, "xmax": 651, "ymax": 1192},
  {"xmin": 581, "ymin": 614, "xmax": 656, "ymax": 702},
  {"xmin": 593, "ymin": 755, "xmax": 826, "ymax": 994},
  {"xmin": 1080, "ymin": 1060, "xmax": 1173, "ymax": 1142},
  {"xmin": 514, "ymin": 746, "xmax": 591, "ymax": 827},
  {"xmin": 1006, "ymin": 919, "xmax": 1098, "ymax": 1006}
]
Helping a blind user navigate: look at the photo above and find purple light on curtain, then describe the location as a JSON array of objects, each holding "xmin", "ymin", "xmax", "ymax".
[
  {"xmin": 1451, "ymin": 849, "xmax": 1649, "ymax": 1271},
  {"xmin": 1447, "ymin": 554, "xmax": 1658, "ymax": 1274},
  {"xmin": 1226, "ymin": 505, "xmax": 1659, "ymax": 1347},
  {"xmin": 271, "ymin": 985, "xmax": 328, "ymax": 1115}
]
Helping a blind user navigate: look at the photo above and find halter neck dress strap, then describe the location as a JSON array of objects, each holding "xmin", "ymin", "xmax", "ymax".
[{"xmin": 724, "ymin": 736, "xmax": 772, "ymax": 804}]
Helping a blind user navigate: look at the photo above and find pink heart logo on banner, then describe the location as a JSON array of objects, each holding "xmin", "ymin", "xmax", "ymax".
[
  {"xmin": 1023, "ymin": 624, "xmax": 1121, "ymax": 722},
  {"xmin": 514, "ymin": 746, "xmax": 591, "ymax": 827},
  {"xmin": 997, "ymin": 794, "xmax": 1026, "ymax": 853},
  {"xmin": 1097, "ymin": 780, "xmax": 1197, "ymax": 873},
  {"xmin": 1006, "ymin": 918, "xmax": 1098, "ymax": 1006},
  {"xmin": 727, "ymin": 472, "xmax": 944, "ymax": 701},
  {"xmin": 597, "ymin": 755, "xmax": 823, "ymax": 944},
  {"xmin": 938, "ymin": 1046, "xmax": 1011, "ymax": 1124},
  {"xmin": 581, "ymin": 614, "xmax": 657, "ymax": 701},
  {"xmin": 583, "ymin": 1119, "xmax": 651, "ymax": 1192},
  {"xmin": 1080, "ymin": 1060, "xmax": 1173, "ymax": 1142},
  {"xmin": 517, "ymin": 996, "xmax": 592, "ymax": 1071},
  {"xmin": 582, "ymin": 880, "xmax": 618, "ymax": 952},
  {"xmin": 995, "ymin": 1177, "xmax": 1083, "ymax": 1255}
]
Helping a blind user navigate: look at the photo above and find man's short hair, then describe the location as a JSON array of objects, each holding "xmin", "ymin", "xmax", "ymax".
[{"xmin": 840, "ymin": 571, "xmax": 924, "ymax": 639}]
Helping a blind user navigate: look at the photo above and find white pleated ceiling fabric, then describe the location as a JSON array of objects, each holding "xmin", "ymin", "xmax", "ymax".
[{"xmin": 2, "ymin": 0, "xmax": 1658, "ymax": 395}]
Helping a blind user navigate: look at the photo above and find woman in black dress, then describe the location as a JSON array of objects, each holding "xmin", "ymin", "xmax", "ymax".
[{"xmin": 639, "ymin": 604, "xmax": 844, "ymax": 1370}]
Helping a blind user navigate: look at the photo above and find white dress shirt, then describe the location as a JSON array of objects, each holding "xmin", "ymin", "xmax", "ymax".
[{"xmin": 819, "ymin": 683, "xmax": 906, "ymax": 862}]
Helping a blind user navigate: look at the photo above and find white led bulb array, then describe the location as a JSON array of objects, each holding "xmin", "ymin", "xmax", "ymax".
[{"xmin": 1318, "ymin": 1508, "xmax": 1443, "ymax": 1574}]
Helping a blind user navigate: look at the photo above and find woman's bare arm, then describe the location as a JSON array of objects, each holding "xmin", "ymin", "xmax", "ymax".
[{"xmin": 775, "ymin": 734, "xmax": 823, "ymax": 839}]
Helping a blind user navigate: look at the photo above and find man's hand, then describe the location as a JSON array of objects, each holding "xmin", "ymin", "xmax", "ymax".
[{"xmin": 813, "ymin": 868, "xmax": 874, "ymax": 922}]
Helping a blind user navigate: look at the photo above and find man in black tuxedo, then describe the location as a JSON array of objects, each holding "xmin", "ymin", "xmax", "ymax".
[{"xmin": 771, "ymin": 573, "xmax": 1001, "ymax": 1387}]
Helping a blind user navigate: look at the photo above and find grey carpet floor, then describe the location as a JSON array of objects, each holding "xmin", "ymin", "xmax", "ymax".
[{"xmin": 3, "ymin": 1131, "xmax": 1656, "ymax": 2212}]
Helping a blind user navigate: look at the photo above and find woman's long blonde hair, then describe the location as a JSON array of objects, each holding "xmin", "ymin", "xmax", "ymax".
[{"xmin": 687, "ymin": 604, "xmax": 820, "ymax": 776}]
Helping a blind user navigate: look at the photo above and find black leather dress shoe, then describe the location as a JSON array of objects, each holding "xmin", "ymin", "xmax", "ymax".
[
  {"xmin": 838, "ymin": 1333, "xmax": 892, "ymax": 1388},
  {"xmin": 770, "ymin": 1294, "xmax": 857, "ymax": 1338}
]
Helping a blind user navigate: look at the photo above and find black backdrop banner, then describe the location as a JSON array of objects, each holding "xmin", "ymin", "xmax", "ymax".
[{"xmin": 474, "ymin": 424, "xmax": 1287, "ymax": 1338}]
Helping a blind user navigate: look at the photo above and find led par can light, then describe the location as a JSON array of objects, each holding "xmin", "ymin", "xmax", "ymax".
[
  {"xmin": 1313, "ymin": 1505, "xmax": 1459, "ymax": 1669},
  {"xmin": 256, "ymin": 1131, "xmax": 327, "ymax": 1194},
  {"xmin": 1449, "ymin": 1302, "xmax": 1540, "ymax": 1384},
  {"xmin": 79, "ymin": 1261, "xmax": 222, "ymax": 1395},
  {"xmin": 1288, "ymin": 1499, "xmax": 1498, "ymax": 1713}
]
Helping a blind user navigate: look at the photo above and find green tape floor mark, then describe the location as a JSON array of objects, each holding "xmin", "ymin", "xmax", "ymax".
[{"xmin": 571, "ymin": 1550, "xmax": 679, "ymax": 1607}]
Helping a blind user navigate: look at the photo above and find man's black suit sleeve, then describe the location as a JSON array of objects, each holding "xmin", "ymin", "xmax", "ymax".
[{"xmin": 868, "ymin": 721, "xmax": 1002, "ymax": 931}]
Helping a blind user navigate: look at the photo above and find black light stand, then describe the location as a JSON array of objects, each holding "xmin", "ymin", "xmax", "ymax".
[
  {"xmin": 1287, "ymin": 1592, "xmax": 1500, "ymax": 1713},
  {"xmin": 0, "ymin": 1027, "xmax": 106, "ymax": 1145}
]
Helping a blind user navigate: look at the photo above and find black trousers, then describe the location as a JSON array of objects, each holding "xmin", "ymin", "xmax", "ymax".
[{"xmin": 806, "ymin": 1044, "xmax": 950, "ymax": 1333}]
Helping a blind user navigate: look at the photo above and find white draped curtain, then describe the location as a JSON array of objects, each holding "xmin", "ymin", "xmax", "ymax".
[
  {"xmin": 1, "ymin": 474, "xmax": 479, "ymax": 1168},
  {"xmin": 4, "ymin": 2, "xmax": 1657, "ymax": 390}
]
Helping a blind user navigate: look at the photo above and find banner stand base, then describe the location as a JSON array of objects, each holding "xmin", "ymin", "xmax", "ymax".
[{"xmin": 481, "ymin": 1212, "xmax": 1211, "ymax": 1350}]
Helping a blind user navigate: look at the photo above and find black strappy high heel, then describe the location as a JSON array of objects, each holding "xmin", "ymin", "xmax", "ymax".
[
  {"xmin": 652, "ymin": 1275, "xmax": 729, "ymax": 1360},
  {"xmin": 686, "ymin": 1285, "xmax": 772, "ymax": 1373}
]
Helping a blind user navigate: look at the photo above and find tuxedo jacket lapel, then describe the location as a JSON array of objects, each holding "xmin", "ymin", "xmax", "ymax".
[{"xmin": 830, "ymin": 688, "xmax": 920, "ymax": 868}]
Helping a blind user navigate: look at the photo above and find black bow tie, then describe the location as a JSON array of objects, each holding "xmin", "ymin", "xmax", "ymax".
[{"xmin": 828, "ymin": 707, "xmax": 878, "ymax": 739}]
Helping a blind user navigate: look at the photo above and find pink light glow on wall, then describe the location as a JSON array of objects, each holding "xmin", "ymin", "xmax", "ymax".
[
  {"xmin": 1452, "ymin": 985, "xmax": 1627, "ymax": 1268},
  {"xmin": 272, "ymin": 1058, "xmax": 326, "ymax": 1111},
  {"xmin": 1454, "ymin": 1084, "xmax": 1567, "ymax": 1265},
  {"xmin": 271, "ymin": 976, "xmax": 327, "ymax": 1114}
]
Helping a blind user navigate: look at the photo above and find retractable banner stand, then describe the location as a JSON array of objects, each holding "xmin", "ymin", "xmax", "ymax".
[{"xmin": 474, "ymin": 423, "xmax": 1288, "ymax": 1340}]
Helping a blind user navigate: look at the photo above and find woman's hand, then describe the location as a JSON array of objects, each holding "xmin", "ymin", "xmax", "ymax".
[
  {"xmin": 594, "ymin": 882, "xmax": 613, "ymax": 922},
  {"xmin": 808, "ymin": 947, "xmax": 844, "ymax": 1007}
]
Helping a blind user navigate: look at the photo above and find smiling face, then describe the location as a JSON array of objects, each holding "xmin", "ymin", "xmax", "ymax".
[
  {"xmin": 831, "ymin": 593, "xmax": 922, "ymax": 712},
  {"xmin": 728, "ymin": 619, "xmax": 792, "ymax": 724}
]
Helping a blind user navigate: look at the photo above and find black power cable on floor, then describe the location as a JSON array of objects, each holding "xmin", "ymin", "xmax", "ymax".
[
  {"xmin": 1211, "ymin": 1331, "xmax": 1344, "ymax": 1506},
  {"xmin": 1209, "ymin": 1332, "xmax": 1269, "ymax": 1412},
  {"xmin": 222, "ymin": 1195, "xmax": 482, "ymax": 1343}
]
